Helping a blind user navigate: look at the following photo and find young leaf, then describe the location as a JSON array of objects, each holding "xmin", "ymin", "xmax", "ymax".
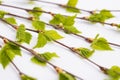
[
  {"xmin": 107, "ymin": 66, "xmax": 120, "ymax": 80},
  {"xmin": 32, "ymin": 20, "xmax": 45, "ymax": 30},
  {"xmin": 88, "ymin": 9, "xmax": 114, "ymax": 23},
  {"xmin": 45, "ymin": 30, "xmax": 63, "ymax": 41},
  {"xmin": 29, "ymin": 7, "xmax": 42, "ymax": 20},
  {"xmin": 0, "ymin": 42, "xmax": 21, "ymax": 68},
  {"xmin": 59, "ymin": 72, "xmax": 76, "ymax": 80},
  {"xmin": 0, "ymin": 10, "xmax": 7, "ymax": 18},
  {"xmin": 50, "ymin": 14, "xmax": 80, "ymax": 34},
  {"xmin": 4, "ymin": 17, "xmax": 17, "ymax": 25},
  {"xmin": 77, "ymin": 47, "xmax": 94, "ymax": 58},
  {"xmin": 49, "ymin": 14, "xmax": 65, "ymax": 25},
  {"xmin": 31, "ymin": 52, "xmax": 59, "ymax": 66},
  {"xmin": 66, "ymin": 0, "xmax": 80, "ymax": 13},
  {"xmin": 16, "ymin": 24, "xmax": 32, "ymax": 44},
  {"xmin": 64, "ymin": 25, "xmax": 81, "ymax": 34},
  {"xmin": 20, "ymin": 74, "xmax": 36, "ymax": 80},
  {"xmin": 34, "ymin": 33, "xmax": 47, "ymax": 48},
  {"xmin": 91, "ymin": 34, "xmax": 112, "ymax": 50},
  {"xmin": 63, "ymin": 15, "xmax": 76, "ymax": 26}
]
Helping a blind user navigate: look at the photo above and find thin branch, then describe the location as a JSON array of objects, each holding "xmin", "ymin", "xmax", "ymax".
[
  {"xmin": 5, "ymin": 12, "xmax": 120, "ymax": 48},
  {"xmin": 30, "ymin": 0, "xmax": 120, "ymax": 13},
  {"xmin": 0, "ymin": 17, "xmax": 109, "ymax": 75},
  {"xmin": 0, "ymin": 35, "xmax": 83, "ymax": 80},
  {"xmin": 0, "ymin": 4, "xmax": 119, "ymax": 28}
]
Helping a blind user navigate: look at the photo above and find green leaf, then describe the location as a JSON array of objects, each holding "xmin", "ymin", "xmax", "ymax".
[
  {"xmin": 107, "ymin": 66, "xmax": 120, "ymax": 80},
  {"xmin": 31, "ymin": 52, "xmax": 59, "ymax": 66},
  {"xmin": 77, "ymin": 47, "xmax": 94, "ymax": 58},
  {"xmin": 0, "ymin": 42, "xmax": 21, "ymax": 68},
  {"xmin": 34, "ymin": 33, "xmax": 47, "ymax": 48},
  {"xmin": 50, "ymin": 14, "xmax": 76, "ymax": 26},
  {"xmin": 63, "ymin": 15, "xmax": 76, "ymax": 26},
  {"xmin": 66, "ymin": 0, "xmax": 79, "ymax": 13},
  {"xmin": 88, "ymin": 9, "xmax": 114, "ymax": 23},
  {"xmin": 0, "ymin": 10, "xmax": 7, "ymax": 18},
  {"xmin": 5, "ymin": 17, "xmax": 17, "ymax": 25},
  {"xmin": 16, "ymin": 24, "xmax": 32, "ymax": 44},
  {"xmin": 91, "ymin": 34, "xmax": 112, "ymax": 50},
  {"xmin": 32, "ymin": 20, "xmax": 45, "ymax": 30},
  {"xmin": 64, "ymin": 25, "xmax": 80, "ymax": 34},
  {"xmin": 59, "ymin": 72, "xmax": 76, "ymax": 80},
  {"xmin": 45, "ymin": 30, "xmax": 63, "ymax": 41},
  {"xmin": 49, "ymin": 14, "xmax": 65, "ymax": 25},
  {"xmin": 20, "ymin": 74, "xmax": 36, "ymax": 80},
  {"xmin": 29, "ymin": 7, "xmax": 42, "ymax": 20}
]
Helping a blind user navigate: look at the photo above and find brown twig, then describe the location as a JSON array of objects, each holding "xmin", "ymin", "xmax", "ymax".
[
  {"xmin": 0, "ymin": 35, "xmax": 83, "ymax": 80},
  {"xmin": 0, "ymin": 17, "xmax": 109, "ymax": 75},
  {"xmin": 0, "ymin": 4, "xmax": 119, "ymax": 28},
  {"xmin": 4, "ymin": 12, "xmax": 120, "ymax": 48}
]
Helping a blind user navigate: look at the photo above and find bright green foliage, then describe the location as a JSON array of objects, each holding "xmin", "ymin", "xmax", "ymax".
[
  {"xmin": 89, "ymin": 9, "xmax": 114, "ymax": 23},
  {"xmin": 29, "ymin": 7, "xmax": 42, "ymax": 20},
  {"xmin": 5, "ymin": 17, "xmax": 17, "ymax": 25},
  {"xmin": 0, "ymin": 10, "xmax": 7, "ymax": 18},
  {"xmin": 50, "ymin": 14, "xmax": 80, "ymax": 34},
  {"xmin": 107, "ymin": 66, "xmax": 120, "ymax": 80},
  {"xmin": 34, "ymin": 30, "xmax": 63, "ymax": 48},
  {"xmin": 20, "ymin": 74, "xmax": 36, "ymax": 80},
  {"xmin": 31, "ymin": 52, "xmax": 59, "ymax": 66},
  {"xmin": 32, "ymin": 20, "xmax": 45, "ymax": 30},
  {"xmin": 117, "ymin": 24, "xmax": 120, "ymax": 29},
  {"xmin": 45, "ymin": 30, "xmax": 63, "ymax": 40},
  {"xmin": 0, "ymin": 1, "xmax": 2, "ymax": 4},
  {"xmin": 34, "ymin": 33, "xmax": 47, "ymax": 48},
  {"xmin": 59, "ymin": 72, "xmax": 76, "ymax": 80},
  {"xmin": 77, "ymin": 47, "xmax": 94, "ymax": 58},
  {"xmin": 0, "ymin": 42, "xmax": 21, "ymax": 68},
  {"xmin": 16, "ymin": 24, "xmax": 32, "ymax": 44},
  {"xmin": 91, "ymin": 34, "xmax": 112, "ymax": 50},
  {"xmin": 66, "ymin": 0, "xmax": 79, "ymax": 13},
  {"xmin": 64, "ymin": 25, "xmax": 80, "ymax": 34}
]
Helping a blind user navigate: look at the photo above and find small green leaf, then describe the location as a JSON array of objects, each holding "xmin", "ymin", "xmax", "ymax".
[
  {"xmin": 91, "ymin": 34, "xmax": 112, "ymax": 50},
  {"xmin": 34, "ymin": 33, "xmax": 47, "ymax": 48},
  {"xmin": 59, "ymin": 72, "xmax": 76, "ymax": 80},
  {"xmin": 0, "ymin": 10, "xmax": 7, "ymax": 18},
  {"xmin": 88, "ymin": 9, "xmax": 114, "ymax": 23},
  {"xmin": 77, "ymin": 47, "xmax": 94, "ymax": 58},
  {"xmin": 64, "ymin": 25, "xmax": 80, "ymax": 34},
  {"xmin": 117, "ymin": 24, "xmax": 120, "ymax": 29},
  {"xmin": 20, "ymin": 74, "xmax": 36, "ymax": 80},
  {"xmin": 63, "ymin": 15, "xmax": 76, "ymax": 26},
  {"xmin": 16, "ymin": 24, "xmax": 32, "ymax": 44},
  {"xmin": 29, "ymin": 7, "xmax": 42, "ymax": 20},
  {"xmin": 107, "ymin": 66, "xmax": 120, "ymax": 80},
  {"xmin": 50, "ymin": 14, "xmax": 65, "ymax": 25},
  {"xmin": 0, "ymin": 42, "xmax": 21, "ymax": 68},
  {"xmin": 5, "ymin": 17, "xmax": 17, "ymax": 25},
  {"xmin": 31, "ymin": 52, "xmax": 59, "ymax": 66},
  {"xmin": 45, "ymin": 30, "xmax": 63, "ymax": 41},
  {"xmin": 66, "ymin": 0, "xmax": 79, "ymax": 13},
  {"xmin": 32, "ymin": 20, "xmax": 45, "ymax": 30}
]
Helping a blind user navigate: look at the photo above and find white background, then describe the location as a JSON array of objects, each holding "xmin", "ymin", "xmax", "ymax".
[{"xmin": 0, "ymin": 0, "xmax": 120, "ymax": 80}]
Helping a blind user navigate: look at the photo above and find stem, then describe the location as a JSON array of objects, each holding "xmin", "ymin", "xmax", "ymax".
[
  {"xmin": 0, "ymin": 13, "xmax": 108, "ymax": 76},
  {"xmin": 6, "ymin": 54, "xmax": 22, "ymax": 75},
  {"xmin": 0, "ymin": 4, "xmax": 119, "ymax": 28},
  {"xmin": 30, "ymin": 0, "xmax": 120, "ymax": 13},
  {"xmin": 5, "ymin": 13, "xmax": 120, "ymax": 48},
  {"xmin": 30, "ymin": 0, "xmax": 92, "ymax": 13},
  {"xmin": 0, "ymin": 35, "xmax": 83, "ymax": 80}
]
